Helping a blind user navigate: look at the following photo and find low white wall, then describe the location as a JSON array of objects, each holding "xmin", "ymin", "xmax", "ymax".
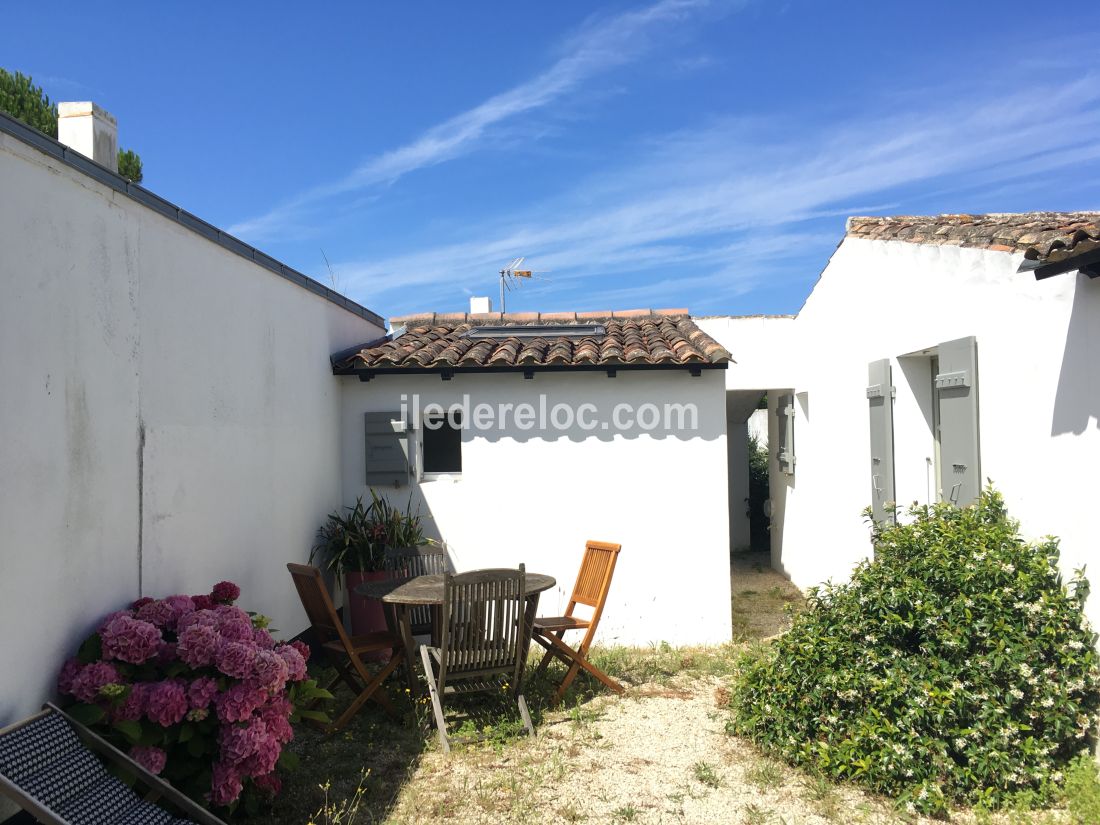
[
  {"xmin": 707, "ymin": 239, "xmax": 1100, "ymax": 627},
  {"xmin": 747, "ymin": 408, "xmax": 768, "ymax": 447},
  {"xmin": 0, "ymin": 131, "xmax": 382, "ymax": 726},
  {"xmin": 340, "ymin": 370, "xmax": 732, "ymax": 646}
]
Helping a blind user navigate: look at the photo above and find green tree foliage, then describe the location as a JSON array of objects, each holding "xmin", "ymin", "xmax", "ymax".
[
  {"xmin": 117, "ymin": 148, "xmax": 143, "ymax": 183},
  {"xmin": 0, "ymin": 68, "xmax": 143, "ymax": 182},
  {"xmin": 730, "ymin": 487, "xmax": 1100, "ymax": 816},
  {"xmin": 0, "ymin": 69, "xmax": 58, "ymax": 136}
]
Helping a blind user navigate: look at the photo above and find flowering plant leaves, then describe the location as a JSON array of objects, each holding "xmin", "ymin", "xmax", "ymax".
[{"xmin": 730, "ymin": 486, "xmax": 1100, "ymax": 816}]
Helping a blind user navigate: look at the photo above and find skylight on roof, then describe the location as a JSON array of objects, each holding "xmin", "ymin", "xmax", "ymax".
[{"xmin": 462, "ymin": 324, "xmax": 606, "ymax": 340}]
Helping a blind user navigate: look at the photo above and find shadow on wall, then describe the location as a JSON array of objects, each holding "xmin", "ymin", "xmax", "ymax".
[
  {"xmin": 1052, "ymin": 273, "xmax": 1100, "ymax": 436},
  {"xmin": 469, "ymin": 395, "xmax": 725, "ymax": 444}
]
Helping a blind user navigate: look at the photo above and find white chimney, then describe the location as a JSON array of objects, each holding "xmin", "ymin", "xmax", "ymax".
[
  {"xmin": 57, "ymin": 102, "xmax": 118, "ymax": 172},
  {"xmin": 470, "ymin": 296, "xmax": 493, "ymax": 314}
]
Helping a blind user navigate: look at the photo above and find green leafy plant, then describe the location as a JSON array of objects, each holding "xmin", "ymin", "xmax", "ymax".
[
  {"xmin": 729, "ymin": 487, "xmax": 1100, "ymax": 816},
  {"xmin": 311, "ymin": 491, "xmax": 432, "ymax": 573}
]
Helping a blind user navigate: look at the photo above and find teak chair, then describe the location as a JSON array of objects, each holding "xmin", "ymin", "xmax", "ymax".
[
  {"xmin": 0, "ymin": 702, "xmax": 226, "ymax": 825},
  {"xmin": 418, "ymin": 566, "xmax": 535, "ymax": 753},
  {"xmin": 383, "ymin": 545, "xmax": 449, "ymax": 638},
  {"xmin": 287, "ymin": 563, "xmax": 405, "ymax": 732},
  {"xmin": 533, "ymin": 540, "xmax": 625, "ymax": 707}
]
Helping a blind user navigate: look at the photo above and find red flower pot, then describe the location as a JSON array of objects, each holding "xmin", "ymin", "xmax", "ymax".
[{"xmin": 344, "ymin": 570, "xmax": 390, "ymax": 661}]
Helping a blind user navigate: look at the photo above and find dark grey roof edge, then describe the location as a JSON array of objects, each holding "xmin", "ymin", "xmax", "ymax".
[{"xmin": 0, "ymin": 110, "xmax": 385, "ymax": 328}]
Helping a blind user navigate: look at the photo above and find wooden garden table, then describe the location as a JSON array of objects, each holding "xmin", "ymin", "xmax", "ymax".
[{"xmin": 356, "ymin": 572, "xmax": 556, "ymax": 697}]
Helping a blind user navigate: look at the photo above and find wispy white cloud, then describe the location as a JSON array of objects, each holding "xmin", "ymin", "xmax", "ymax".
[
  {"xmin": 333, "ymin": 74, "xmax": 1100, "ymax": 315},
  {"xmin": 229, "ymin": 0, "xmax": 730, "ymax": 240}
]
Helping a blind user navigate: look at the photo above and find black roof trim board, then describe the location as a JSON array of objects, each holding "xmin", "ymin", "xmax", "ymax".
[
  {"xmin": 0, "ymin": 110, "xmax": 385, "ymax": 328},
  {"xmin": 333, "ymin": 362, "xmax": 728, "ymax": 379},
  {"xmin": 1019, "ymin": 246, "xmax": 1100, "ymax": 280}
]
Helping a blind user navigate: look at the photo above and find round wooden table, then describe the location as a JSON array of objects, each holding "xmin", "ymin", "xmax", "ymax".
[{"xmin": 356, "ymin": 572, "xmax": 556, "ymax": 696}]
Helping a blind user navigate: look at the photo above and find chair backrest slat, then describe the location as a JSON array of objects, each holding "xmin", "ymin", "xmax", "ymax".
[
  {"xmin": 287, "ymin": 563, "xmax": 352, "ymax": 650},
  {"xmin": 438, "ymin": 566, "xmax": 525, "ymax": 691},
  {"xmin": 384, "ymin": 547, "xmax": 448, "ymax": 631},
  {"xmin": 568, "ymin": 541, "xmax": 622, "ymax": 608}
]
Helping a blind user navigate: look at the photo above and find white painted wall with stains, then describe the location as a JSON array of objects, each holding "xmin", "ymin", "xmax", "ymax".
[{"xmin": 0, "ymin": 129, "xmax": 382, "ymax": 728}]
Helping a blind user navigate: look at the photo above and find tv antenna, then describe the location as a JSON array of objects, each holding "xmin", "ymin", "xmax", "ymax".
[{"xmin": 498, "ymin": 257, "xmax": 547, "ymax": 312}]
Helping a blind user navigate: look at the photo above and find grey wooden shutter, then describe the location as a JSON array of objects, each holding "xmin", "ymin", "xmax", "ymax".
[
  {"xmin": 777, "ymin": 393, "xmax": 795, "ymax": 475},
  {"xmin": 867, "ymin": 359, "xmax": 896, "ymax": 523},
  {"xmin": 935, "ymin": 336, "xmax": 980, "ymax": 506},
  {"xmin": 364, "ymin": 411, "xmax": 410, "ymax": 487}
]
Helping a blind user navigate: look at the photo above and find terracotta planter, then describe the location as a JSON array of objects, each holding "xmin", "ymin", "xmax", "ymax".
[{"xmin": 344, "ymin": 570, "xmax": 389, "ymax": 660}]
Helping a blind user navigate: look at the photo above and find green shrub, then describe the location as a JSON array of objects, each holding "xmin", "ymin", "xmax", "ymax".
[
  {"xmin": 729, "ymin": 487, "xmax": 1100, "ymax": 816},
  {"xmin": 1065, "ymin": 753, "xmax": 1100, "ymax": 824}
]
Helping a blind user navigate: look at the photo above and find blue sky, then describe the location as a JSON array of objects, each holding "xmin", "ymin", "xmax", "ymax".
[{"xmin": 5, "ymin": 2, "xmax": 1100, "ymax": 319}]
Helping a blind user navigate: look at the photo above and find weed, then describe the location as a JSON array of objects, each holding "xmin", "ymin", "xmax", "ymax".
[
  {"xmin": 613, "ymin": 803, "xmax": 639, "ymax": 821},
  {"xmin": 744, "ymin": 760, "xmax": 784, "ymax": 789},
  {"xmin": 742, "ymin": 803, "xmax": 773, "ymax": 825},
  {"xmin": 693, "ymin": 760, "xmax": 721, "ymax": 788}
]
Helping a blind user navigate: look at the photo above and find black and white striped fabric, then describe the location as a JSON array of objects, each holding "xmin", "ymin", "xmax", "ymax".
[{"xmin": 0, "ymin": 710, "xmax": 198, "ymax": 824}]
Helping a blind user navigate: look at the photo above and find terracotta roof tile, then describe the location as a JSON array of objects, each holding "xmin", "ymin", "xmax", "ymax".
[
  {"xmin": 846, "ymin": 212, "xmax": 1100, "ymax": 263},
  {"xmin": 334, "ymin": 309, "xmax": 730, "ymax": 372}
]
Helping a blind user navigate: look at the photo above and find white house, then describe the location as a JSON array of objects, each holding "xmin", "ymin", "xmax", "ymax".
[
  {"xmin": 699, "ymin": 213, "xmax": 1100, "ymax": 626},
  {"xmin": 333, "ymin": 309, "xmax": 734, "ymax": 646},
  {"xmin": 3, "ymin": 93, "xmax": 1098, "ymax": 747}
]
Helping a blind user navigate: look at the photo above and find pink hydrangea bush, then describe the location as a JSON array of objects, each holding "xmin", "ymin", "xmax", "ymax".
[{"xmin": 57, "ymin": 582, "xmax": 331, "ymax": 814}]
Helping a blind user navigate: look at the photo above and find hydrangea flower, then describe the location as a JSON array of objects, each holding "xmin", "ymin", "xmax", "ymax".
[
  {"xmin": 187, "ymin": 676, "xmax": 219, "ymax": 710},
  {"xmin": 214, "ymin": 683, "xmax": 265, "ymax": 723},
  {"xmin": 190, "ymin": 594, "xmax": 215, "ymax": 611},
  {"xmin": 69, "ymin": 662, "xmax": 120, "ymax": 703},
  {"xmin": 113, "ymin": 684, "xmax": 147, "ymax": 722},
  {"xmin": 276, "ymin": 644, "xmax": 307, "ymax": 682},
  {"xmin": 100, "ymin": 615, "xmax": 162, "ymax": 665},
  {"xmin": 215, "ymin": 640, "xmax": 257, "ymax": 680},
  {"xmin": 211, "ymin": 581, "xmax": 241, "ymax": 604},
  {"xmin": 129, "ymin": 744, "xmax": 167, "ymax": 775},
  {"xmin": 253, "ymin": 649, "xmax": 290, "ymax": 694},
  {"xmin": 177, "ymin": 623, "xmax": 218, "ymax": 668},
  {"xmin": 209, "ymin": 760, "xmax": 243, "ymax": 807},
  {"xmin": 145, "ymin": 680, "xmax": 188, "ymax": 727},
  {"xmin": 252, "ymin": 772, "xmax": 282, "ymax": 797},
  {"xmin": 57, "ymin": 657, "xmax": 83, "ymax": 695},
  {"xmin": 252, "ymin": 627, "xmax": 275, "ymax": 650}
]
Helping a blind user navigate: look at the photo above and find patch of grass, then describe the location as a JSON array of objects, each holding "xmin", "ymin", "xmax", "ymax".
[
  {"xmin": 613, "ymin": 803, "xmax": 640, "ymax": 821},
  {"xmin": 744, "ymin": 759, "xmax": 785, "ymax": 789},
  {"xmin": 693, "ymin": 760, "xmax": 721, "ymax": 788},
  {"xmin": 801, "ymin": 771, "xmax": 841, "ymax": 821},
  {"xmin": 742, "ymin": 803, "xmax": 774, "ymax": 825}
]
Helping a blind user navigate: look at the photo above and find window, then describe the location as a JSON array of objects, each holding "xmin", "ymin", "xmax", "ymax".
[{"xmin": 422, "ymin": 412, "xmax": 462, "ymax": 475}]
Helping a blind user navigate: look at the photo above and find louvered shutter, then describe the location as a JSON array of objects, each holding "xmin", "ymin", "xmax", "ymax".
[
  {"xmin": 867, "ymin": 359, "xmax": 896, "ymax": 523},
  {"xmin": 777, "ymin": 393, "xmax": 795, "ymax": 475},
  {"xmin": 364, "ymin": 411, "xmax": 410, "ymax": 487},
  {"xmin": 935, "ymin": 336, "xmax": 981, "ymax": 506}
]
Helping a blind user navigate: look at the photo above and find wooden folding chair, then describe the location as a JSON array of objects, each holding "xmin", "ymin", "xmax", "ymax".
[
  {"xmin": 287, "ymin": 563, "xmax": 405, "ymax": 732},
  {"xmin": 419, "ymin": 566, "xmax": 535, "ymax": 753},
  {"xmin": 0, "ymin": 702, "xmax": 226, "ymax": 824},
  {"xmin": 383, "ymin": 545, "xmax": 449, "ymax": 638},
  {"xmin": 532, "ymin": 540, "xmax": 625, "ymax": 707}
]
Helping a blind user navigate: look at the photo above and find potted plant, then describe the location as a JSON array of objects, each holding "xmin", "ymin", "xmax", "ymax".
[
  {"xmin": 311, "ymin": 495, "xmax": 388, "ymax": 637},
  {"xmin": 311, "ymin": 491, "xmax": 434, "ymax": 637}
]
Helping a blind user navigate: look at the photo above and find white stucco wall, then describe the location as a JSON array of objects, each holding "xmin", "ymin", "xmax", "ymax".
[
  {"xmin": 339, "ymin": 369, "xmax": 732, "ymax": 646},
  {"xmin": 705, "ymin": 239, "xmax": 1100, "ymax": 626},
  {"xmin": 0, "ymin": 131, "xmax": 382, "ymax": 727}
]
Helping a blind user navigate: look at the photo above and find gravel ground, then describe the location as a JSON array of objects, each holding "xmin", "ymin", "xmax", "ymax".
[{"xmin": 384, "ymin": 676, "xmax": 1071, "ymax": 825}]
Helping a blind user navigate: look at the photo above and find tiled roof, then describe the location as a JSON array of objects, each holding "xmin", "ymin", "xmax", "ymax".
[
  {"xmin": 846, "ymin": 212, "xmax": 1100, "ymax": 264},
  {"xmin": 333, "ymin": 309, "xmax": 731, "ymax": 373}
]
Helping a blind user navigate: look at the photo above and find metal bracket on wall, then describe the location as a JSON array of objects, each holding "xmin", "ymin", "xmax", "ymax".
[
  {"xmin": 934, "ymin": 370, "xmax": 971, "ymax": 389},
  {"xmin": 865, "ymin": 384, "xmax": 896, "ymax": 399}
]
